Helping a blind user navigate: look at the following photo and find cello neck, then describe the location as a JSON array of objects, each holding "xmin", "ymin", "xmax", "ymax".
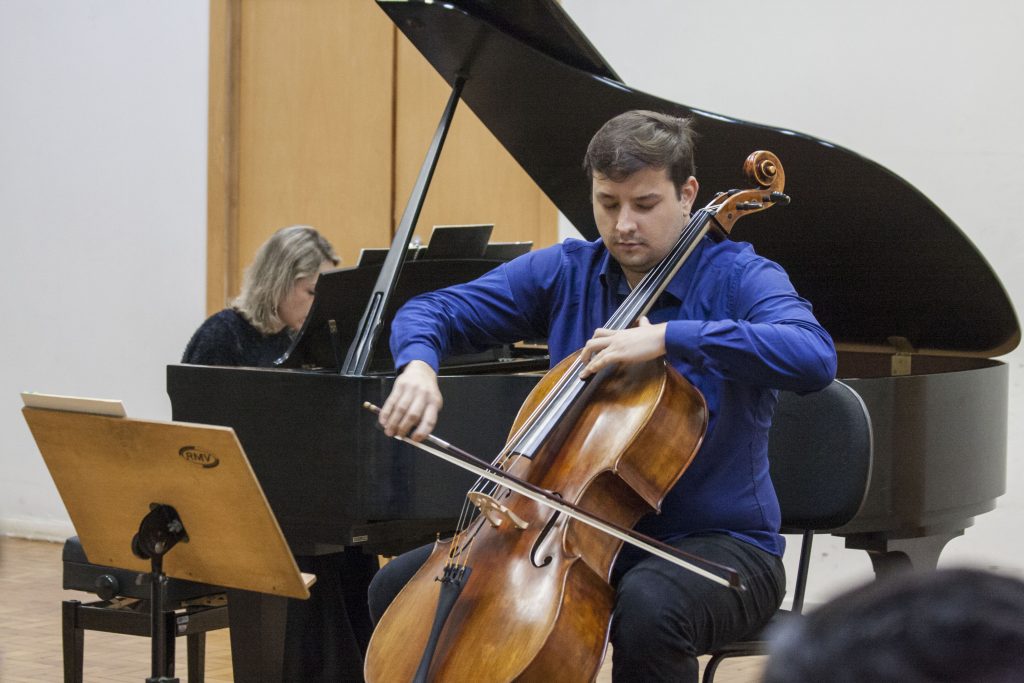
[{"xmin": 502, "ymin": 209, "xmax": 717, "ymax": 460}]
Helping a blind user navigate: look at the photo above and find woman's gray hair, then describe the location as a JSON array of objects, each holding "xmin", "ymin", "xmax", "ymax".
[{"xmin": 233, "ymin": 225, "xmax": 339, "ymax": 334}]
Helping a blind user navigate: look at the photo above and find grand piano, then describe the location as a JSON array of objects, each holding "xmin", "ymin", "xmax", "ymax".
[{"xmin": 168, "ymin": 0, "xmax": 1018, "ymax": 679}]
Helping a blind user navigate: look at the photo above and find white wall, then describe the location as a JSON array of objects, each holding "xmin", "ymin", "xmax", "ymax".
[
  {"xmin": 0, "ymin": 1, "xmax": 209, "ymax": 538},
  {"xmin": 562, "ymin": 0, "xmax": 1024, "ymax": 604}
]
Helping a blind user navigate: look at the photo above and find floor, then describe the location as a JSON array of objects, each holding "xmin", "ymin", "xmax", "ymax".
[{"xmin": 0, "ymin": 535, "xmax": 765, "ymax": 682}]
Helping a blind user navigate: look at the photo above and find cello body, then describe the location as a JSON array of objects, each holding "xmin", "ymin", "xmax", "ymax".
[{"xmin": 365, "ymin": 351, "xmax": 707, "ymax": 682}]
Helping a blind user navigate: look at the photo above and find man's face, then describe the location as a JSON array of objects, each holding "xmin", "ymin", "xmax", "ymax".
[{"xmin": 592, "ymin": 166, "xmax": 698, "ymax": 287}]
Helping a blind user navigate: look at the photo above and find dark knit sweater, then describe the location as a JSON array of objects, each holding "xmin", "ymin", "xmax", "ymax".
[{"xmin": 181, "ymin": 308, "xmax": 292, "ymax": 367}]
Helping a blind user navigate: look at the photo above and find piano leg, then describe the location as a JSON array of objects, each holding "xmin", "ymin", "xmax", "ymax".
[
  {"xmin": 225, "ymin": 588, "xmax": 288, "ymax": 682},
  {"xmin": 843, "ymin": 530, "xmax": 965, "ymax": 579}
]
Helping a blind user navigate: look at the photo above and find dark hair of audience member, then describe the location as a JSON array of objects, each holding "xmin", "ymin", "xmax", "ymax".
[{"xmin": 761, "ymin": 567, "xmax": 1024, "ymax": 683}]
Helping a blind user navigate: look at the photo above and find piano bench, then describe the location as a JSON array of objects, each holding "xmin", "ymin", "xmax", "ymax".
[{"xmin": 61, "ymin": 536, "xmax": 228, "ymax": 683}]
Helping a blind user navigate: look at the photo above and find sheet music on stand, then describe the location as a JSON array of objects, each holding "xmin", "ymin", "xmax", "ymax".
[
  {"xmin": 357, "ymin": 244, "xmax": 423, "ymax": 267},
  {"xmin": 22, "ymin": 391, "xmax": 127, "ymax": 416},
  {"xmin": 356, "ymin": 224, "xmax": 499, "ymax": 266},
  {"xmin": 418, "ymin": 223, "xmax": 492, "ymax": 259}
]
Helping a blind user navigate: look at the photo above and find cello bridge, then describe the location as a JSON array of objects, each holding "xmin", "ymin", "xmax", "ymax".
[{"xmin": 467, "ymin": 492, "xmax": 529, "ymax": 530}]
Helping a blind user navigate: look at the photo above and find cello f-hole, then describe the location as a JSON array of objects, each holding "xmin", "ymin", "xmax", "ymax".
[{"xmin": 531, "ymin": 509, "xmax": 562, "ymax": 568}]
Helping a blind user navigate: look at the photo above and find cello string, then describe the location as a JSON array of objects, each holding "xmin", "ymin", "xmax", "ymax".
[
  {"xmin": 449, "ymin": 450, "xmax": 527, "ymax": 568},
  {"xmin": 449, "ymin": 210, "xmax": 717, "ymax": 564},
  {"xmin": 411, "ymin": 208, "xmax": 718, "ymax": 574},
  {"xmin": 452, "ymin": 209, "xmax": 708, "ymax": 561},
  {"xmin": 449, "ymin": 450, "xmax": 535, "ymax": 569},
  {"xmin": 440, "ymin": 206, "xmax": 716, "ymax": 571},
  {"xmin": 495, "ymin": 208, "xmax": 714, "ymax": 461}
]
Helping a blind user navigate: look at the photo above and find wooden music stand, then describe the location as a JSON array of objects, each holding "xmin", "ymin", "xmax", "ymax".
[{"xmin": 22, "ymin": 393, "xmax": 313, "ymax": 683}]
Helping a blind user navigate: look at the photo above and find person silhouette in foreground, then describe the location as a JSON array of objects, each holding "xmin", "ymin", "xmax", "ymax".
[{"xmin": 762, "ymin": 567, "xmax": 1024, "ymax": 683}]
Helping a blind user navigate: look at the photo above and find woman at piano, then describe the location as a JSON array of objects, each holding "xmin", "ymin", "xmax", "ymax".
[
  {"xmin": 182, "ymin": 224, "xmax": 380, "ymax": 682},
  {"xmin": 182, "ymin": 224, "xmax": 338, "ymax": 366}
]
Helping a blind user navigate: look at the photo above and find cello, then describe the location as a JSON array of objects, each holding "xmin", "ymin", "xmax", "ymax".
[{"xmin": 365, "ymin": 151, "xmax": 789, "ymax": 682}]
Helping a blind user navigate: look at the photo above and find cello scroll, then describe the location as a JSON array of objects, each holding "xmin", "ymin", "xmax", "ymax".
[{"xmin": 709, "ymin": 150, "xmax": 789, "ymax": 233}]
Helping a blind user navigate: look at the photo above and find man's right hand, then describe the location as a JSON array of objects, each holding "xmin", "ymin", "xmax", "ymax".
[{"xmin": 379, "ymin": 360, "xmax": 443, "ymax": 442}]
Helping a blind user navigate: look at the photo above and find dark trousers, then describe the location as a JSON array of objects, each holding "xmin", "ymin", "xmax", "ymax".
[
  {"xmin": 367, "ymin": 533, "xmax": 784, "ymax": 683},
  {"xmin": 286, "ymin": 548, "xmax": 380, "ymax": 682}
]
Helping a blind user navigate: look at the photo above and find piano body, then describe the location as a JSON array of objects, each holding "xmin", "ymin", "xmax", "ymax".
[{"xmin": 168, "ymin": 1, "xmax": 1018, "ymax": 678}]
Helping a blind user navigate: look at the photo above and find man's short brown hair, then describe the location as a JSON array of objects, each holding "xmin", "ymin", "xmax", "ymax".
[{"xmin": 583, "ymin": 110, "xmax": 697, "ymax": 193}]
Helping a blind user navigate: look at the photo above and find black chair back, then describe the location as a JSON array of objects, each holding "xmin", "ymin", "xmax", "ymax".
[{"xmin": 768, "ymin": 380, "xmax": 873, "ymax": 531}]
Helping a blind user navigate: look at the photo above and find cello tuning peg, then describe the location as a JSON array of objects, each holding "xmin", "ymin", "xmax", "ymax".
[
  {"xmin": 769, "ymin": 192, "xmax": 791, "ymax": 205},
  {"xmin": 735, "ymin": 201, "xmax": 763, "ymax": 210}
]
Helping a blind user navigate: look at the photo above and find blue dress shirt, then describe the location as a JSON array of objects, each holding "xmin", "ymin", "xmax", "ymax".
[{"xmin": 391, "ymin": 235, "xmax": 837, "ymax": 557}]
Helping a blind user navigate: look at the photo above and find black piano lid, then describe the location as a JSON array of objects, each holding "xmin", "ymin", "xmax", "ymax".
[
  {"xmin": 417, "ymin": 0, "xmax": 620, "ymax": 82},
  {"xmin": 379, "ymin": 0, "xmax": 1020, "ymax": 358}
]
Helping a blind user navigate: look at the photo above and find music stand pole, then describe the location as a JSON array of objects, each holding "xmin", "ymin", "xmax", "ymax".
[{"xmin": 132, "ymin": 503, "xmax": 189, "ymax": 683}]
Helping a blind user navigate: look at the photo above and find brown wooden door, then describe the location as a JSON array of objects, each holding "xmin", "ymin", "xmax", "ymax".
[{"xmin": 208, "ymin": 0, "xmax": 558, "ymax": 315}]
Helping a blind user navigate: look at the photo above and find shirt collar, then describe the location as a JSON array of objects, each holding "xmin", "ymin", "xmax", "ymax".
[{"xmin": 598, "ymin": 238, "xmax": 702, "ymax": 304}]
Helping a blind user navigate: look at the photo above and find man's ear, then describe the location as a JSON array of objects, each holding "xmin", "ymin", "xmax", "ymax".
[{"xmin": 680, "ymin": 176, "xmax": 699, "ymax": 212}]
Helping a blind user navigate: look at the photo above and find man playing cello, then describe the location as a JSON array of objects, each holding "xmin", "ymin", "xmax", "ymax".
[{"xmin": 370, "ymin": 109, "xmax": 836, "ymax": 682}]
